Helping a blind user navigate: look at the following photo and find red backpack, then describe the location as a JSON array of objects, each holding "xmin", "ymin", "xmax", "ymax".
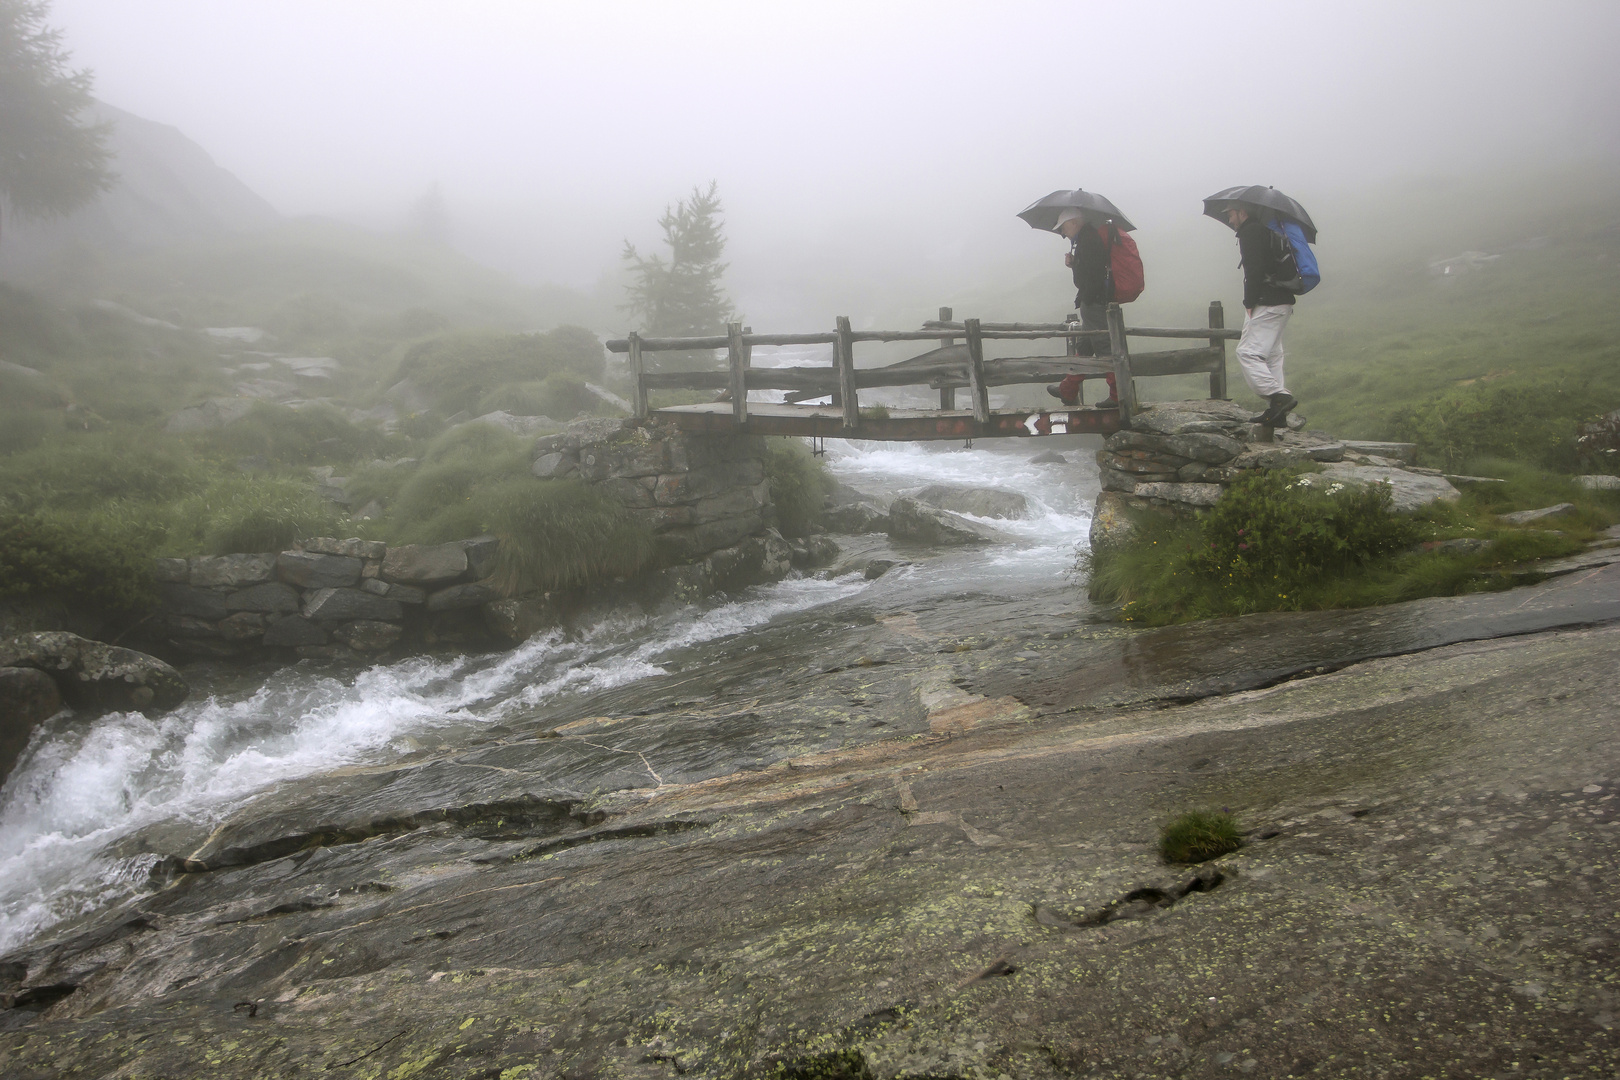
[{"xmin": 1102, "ymin": 225, "xmax": 1145, "ymax": 303}]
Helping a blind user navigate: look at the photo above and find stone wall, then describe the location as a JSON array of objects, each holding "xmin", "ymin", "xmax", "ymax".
[
  {"xmin": 145, "ymin": 418, "xmax": 794, "ymax": 663},
  {"xmin": 1090, "ymin": 399, "xmax": 1463, "ymax": 550}
]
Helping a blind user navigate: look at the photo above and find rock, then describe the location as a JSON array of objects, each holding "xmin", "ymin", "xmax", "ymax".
[
  {"xmin": 706, "ymin": 532, "xmax": 794, "ymax": 592},
  {"xmin": 1498, "ymin": 503, "xmax": 1576, "ymax": 525},
  {"xmin": 912, "ymin": 485, "xmax": 1028, "ymax": 519},
  {"xmin": 262, "ymin": 616, "xmax": 328, "ymax": 648},
  {"xmin": 360, "ymin": 578, "xmax": 390, "ymax": 596},
  {"xmin": 1230, "ymin": 445, "xmax": 1318, "ymax": 471},
  {"xmin": 1315, "ymin": 464, "xmax": 1463, "ymax": 513},
  {"xmin": 276, "ymin": 551, "xmax": 362, "ymax": 589},
  {"xmin": 1129, "ymin": 399, "xmax": 1253, "ymax": 436},
  {"xmin": 332, "ymin": 620, "xmax": 404, "ymax": 652},
  {"xmin": 797, "ymin": 535, "xmax": 840, "ymax": 568},
  {"xmin": 1341, "ymin": 440, "xmax": 1418, "ymax": 464},
  {"xmin": 532, "ymin": 451, "xmax": 574, "ymax": 479},
  {"xmin": 1575, "ymin": 475, "xmax": 1620, "ymax": 491},
  {"xmin": 302, "ymin": 588, "xmax": 405, "ymax": 622},
  {"xmin": 887, "ymin": 498, "xmax": 1004, "ymax": 546},
  {"xmin": 224, "ymin": 582, "xmax": 300, "ymax": 614},
  {"xmin": 462, "ymin": 536, "xmax": 500, "ymax": 579},
  {"xmin": 381, "ymin": 543, "xmax": 468, "ymax": 586},
  {"xmin": 822, "ymin": 501, "xmax": 890, "ymax": 534},
  {"xmin": 0, "ymin": 666, "xmax": 63, "ymax": 781},
  {"xmin": 532, "ymin": 416, "xmax": 629, "ymax": 457},
  {"xmin": 1029, "ymin": 450, "xmax": 1068, "ymax": 464},
  {"xmin": 1177, "ymin": 462, "xmax": 1208, "ymax": 482},
  {"xmin": 863, "ymin": 558, "xmax": 909, "ymax": 580},
  {"xmin": 186, "ymin": 553, "xmax": 277, "ymax": 588},
  {"xmin": 216, "ymin": 612, "xmax": 267, "ymax": 642},
  {"xmin": 383, "ymin": 378, "xmax": 433, "ymax": 414},
  {"xmin": 299, "ymin": 537, "xmax": 388, "ymax": 559},
  {"xmin": 293, "ymin": 644, "xmax": 364, "ymax": 663},
  {"xmin": 1284, "ymin": 412, "xmax": 1307, "ymax": 431},
  {"xmin": 826, "ymin": 481, "xmax": 884, "ymax": 508},
  {"xmin": 1446, "ymin": 474, "xmax": 1508, "ymax": 486},
  {"xmin": 1131, "ymin": 482, "xmax": 1224, "ymax": 508},
  {"xmin": 157, "ymin": 583, "xmax": 229, "ymax": 621},
  {"xmin": 482, "ymin": 598, "xmax": 560, "ymax": 643},
  {"xmin": 1088, "ymin": 491, "xmax": 1137, "ymax": 552},
  {"xmin": 0, "ymin": 632, "xmax": 187, "ymax": 714},
  {"xmin": 1161, "ymin": 432, "xmax": 1247, "ymax": 464},
  {"xmin": 153, "ymin": 558, "xmax": 189, "ymax": 583},
  {"xmin": 425, "ymin": 583, "xmax": 498, "ymax": 613}
]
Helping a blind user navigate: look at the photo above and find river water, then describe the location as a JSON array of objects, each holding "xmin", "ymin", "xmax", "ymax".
[{"xmin": 0, "ymin": 436, "xmax": 1102, "ymax": 955}]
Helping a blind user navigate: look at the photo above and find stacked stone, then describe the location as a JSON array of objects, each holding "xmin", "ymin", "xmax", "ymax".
[
  {"xmin": 153, "ymin": 536, "xmax": 498, "ymax": 661},
  {"xmin": 531, "ymin": 418, "xmax": 773, "ymax": 565}
]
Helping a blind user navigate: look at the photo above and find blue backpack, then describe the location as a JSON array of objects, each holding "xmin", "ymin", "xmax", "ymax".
[{"xmin": 1266, "ymin": 220, "xmax": 1320, "ymax": 294}]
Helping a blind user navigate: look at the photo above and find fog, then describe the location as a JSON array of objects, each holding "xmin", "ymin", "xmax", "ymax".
[{"xmin": 48, "ymin": 0, "xmax": 1620, "ymax": 326}]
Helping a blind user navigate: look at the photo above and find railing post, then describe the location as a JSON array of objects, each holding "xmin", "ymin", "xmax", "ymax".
[
  {"xmin": 937, "ymin": 305, "xmax": 955, "ymax": 410},
  {"xmin": 727, "ymin": 321, "xmax": 748, "ymax": 427},
  {"xmin": 628, "ymin": 331, "xmax": 648, "ymax": 419},
  {"xmin": 964, "ymin": 317, "xmax": 990, "ymax": 424},
  {"xmin": 1107, "ymin": 303, "xmax": 1135, "ymax": 428},
  {"xmin": 742, "ymin": 325, "xmax": 753, "ymax": 370},
  {"xmin": 835, "ymin": 315, "xmax": 858, "ymax": 430},
  {"xmin": 1208, "ymin": 301, "xmax": 1227, "ymax": 401}
]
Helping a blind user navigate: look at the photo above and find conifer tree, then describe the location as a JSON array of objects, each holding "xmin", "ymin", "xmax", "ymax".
[
  {"xmin": 0, "ymin": 0, "xmax": 114, "ymax": 251},
  {"xmin": 621, "ymin": 181, "xmax": 733, "ymax": 340}
]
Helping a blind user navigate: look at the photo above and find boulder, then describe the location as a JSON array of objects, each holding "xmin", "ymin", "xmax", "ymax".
[
  {"xmin": 216, "ymin": 612, "xmax": 267, "ymax": 642},
  {"xmin": 482, "ymin": 598, "xmax": 561, "ymax": 644},
  {"xmin": 887, "ymin": 498, "xmax": 1004, "ymax": 546},
  {"xmin": 276, "ymin": 551, "xmax": 362, "ymax": 589},
  {"xmin": 299, "ymin": 537, "xmax": 388, "ymax": 559},
  {"xmin": 1162, "ymin": 432, "xmax": 1247, "ymax": 464},
  {"xmin": 0, "ymin": 632, "xmax": 188, "ymax": 714},
  {"xmin": 381, "ymin": 543, "xmax": 468, "ymax": 586},
  {"xmin": 822, "ymin": 501, "xmax": 890, "ymax": 535},
  {"xmin": 1315, "ymin": 464, "xmax": 1462, "ymax": 514},
  {"xmin": 1087, "ymin": 491, "xmax": 1138, "ymax": 552},
  {"xmin": 912, "ymin": 484, "xmax": 1028, "ymax": 520},
  {"xmin": 302, "ymin": 588, "xmax": 405, "ymax": 622},
  {"xmin": 1131, "ymin": 482, "xmax": 1225, "ymax": 508},
  {"xmin": 163, "ymin": 398, "xmax": 255, "ymax": 433},
  {"xmin": 531, "ymin": 451, "xmax": 575, "ymax": 479},
  {"xmin": 153, "ymin": 558, "xmax": 189, "ymax": 583},
  {"xmin": 425, "ymin": 583, "xmax": 499, "ymax": 613},
  {"xmin": 383, "ymin": 377, "xmax": 432, "ymax": 414},
  {"xmin": 262, "ymin": 616, "xmax": 328, "ymax": 648},
  {"xmin": 791, "ymin": 535, "xmax": 841, "ymax": 569},
  {"xmin": 1129, "ymin": 399, "xmax": 1253, "ymax": 436},
  {"xmin": 224, "ymin": 582, "xmax": 300, "ymax": 614},
  {"xmin": 156, "ymin": 583, "xmax": 229, "ymax": 621},
  {"xmin": 1029, "ymin": 450, "xmax": 1068, "ymax": 464},
  {"xmin": 332, "ymin": 620, "xmax": 404, "ymax": 652},
  {"xmin": 1575, "ymin": 475, "xmax": 1620, "ymax": 491},
  {"xmin": 0, "ymin": 666, "xmax": 63, "ymax": 782},
  {"xmin": 187, "ymin": 553, "xmax": 276, "ymax": 587},
  {"xmin": 706, "ymin": 532, "xmax": 794, "ymax": 592},
  {"xmin": 1341, "ymin": 440, "xmax": 1417, "ymax": 464},
  {"xmin": 1498, "ymin": 503, "xmax": 1576, "ymax": 525},
  {"xmin": 652, "ymin": 513, "xmax": 764, "ymax": 563},
  {"xmin": 463, "ymin": 536, "xmax": 501, "ymax": 579}
]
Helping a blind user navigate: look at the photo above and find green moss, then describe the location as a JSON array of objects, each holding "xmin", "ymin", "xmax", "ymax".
[{"xmin": 1159, "ymin": 810, "xmax": 1243, "ymax": 864}]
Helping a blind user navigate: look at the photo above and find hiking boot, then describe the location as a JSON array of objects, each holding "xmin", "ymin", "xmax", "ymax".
[
  {"xmin": 1250, "ymin": 392, "xmax": 1297, "ymax": 426},
  {"xmin": 1046, "ymin": 384, "xmax": 1079, "ymax": 407},
  {"xmin": 1093, "ymin": 397, "xmax": 1120, "ymax": 409}
]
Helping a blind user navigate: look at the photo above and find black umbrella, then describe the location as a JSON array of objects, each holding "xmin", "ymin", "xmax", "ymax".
[
  {"xmin": 1018, "ymin": 189, "xmax": 1137, "ymax": 233},
  {"xmin": 1202, "ymin": 185, "xmax": 1317, "ymax": 243}
]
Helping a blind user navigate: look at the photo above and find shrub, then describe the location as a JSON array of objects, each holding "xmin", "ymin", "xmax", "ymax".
[
  {"xmin": 479, "ymin": 477, "xmax": 653, "ymax": 593},
  {"xmin": 476, "ymin": 372, "xmax": 600, "ymax": 420},
  {"xmin": 0, "ymin": 431, "xmax": 204, "ymax": 512},
  {"xmin": 395, "ymin": 326, "xmax": 606, "ymax": 415},
  {"xmin": 1160, "ymin": 810, "xmax": 1243, "ymax": 864},
  {"xmin": 762, "ymin": 438, "xmax": 833, "ymax": 538},
  {"xmin": 1192, "ymin": 469, "xmax": 1420, "ymax": 591},
  {"xmin": 0, "ymin": 510, "xmax": 159, "ymax": 614},
  {"xmin": 1391, "ymin": 380, "xmax": 1620, "ymax": 472},
  {"xmin": 198, "ymin": 401, "xmax": 391, "ymax": 466},
  {"xmin": 386, "ymin": 424, "xmax": 531, "ymax": 543},
  {"xmin": 176, "ymin": 475, "xmax": 342, "ymax": 554}
]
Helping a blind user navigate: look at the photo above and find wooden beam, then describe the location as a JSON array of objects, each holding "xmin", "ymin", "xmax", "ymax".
[
  {"xmin": 1107, "ymin": 303, "xmax": 1135, "ymax": 428},
  {"xmin": 1208, "ymin": 301, "xmax": 1228, "ymax": 400},
  {"xmin": 726, "ymin": 322, "xmax": 748, "ymax": 426},
  {"xmin": 606, "ymin": 322, "xmax": 1243, "ymax": 353},
  {"xmin": 964, "ymin": 318, "xmax": 990, "ymax": 423},
  {"xmin": 835, "ymin": 316, "xmax": 859, "ymax": 430},
  {"xmin": 937, "ymin": 306, "xmax": 955, "ymax": 410},
  {"xmin": 628, "ymin": 331, "xmax": 648, "ymax": 419}
]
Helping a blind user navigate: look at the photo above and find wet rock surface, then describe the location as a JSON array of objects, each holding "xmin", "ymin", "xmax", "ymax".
[
  {"xmin": 0, "ymin": 631, "xmax": 187, "ymax": 716},
  {"xmin": 3, "ymin": 563, "xmax": 1619, "ymax": 1077}
]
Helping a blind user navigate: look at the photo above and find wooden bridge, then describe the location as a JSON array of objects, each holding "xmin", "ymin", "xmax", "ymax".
[{"xmin": 605, "ymin": 301, "xmax": 1240, "ymax": 441}]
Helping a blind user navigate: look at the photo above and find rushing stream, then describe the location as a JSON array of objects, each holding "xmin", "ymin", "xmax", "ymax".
[{"xmin": 0, "ymin": 436, "xmax": 1102, "ymax": 955}]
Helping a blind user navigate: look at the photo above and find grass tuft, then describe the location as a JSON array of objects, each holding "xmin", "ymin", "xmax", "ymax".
[
  {"xmin": 762, "ymin": 438, "xmax": 833, "ymax": 538},
  {"xmin": 1160, "ymin": 810, "xmax": 1243, "ymax": 864}
]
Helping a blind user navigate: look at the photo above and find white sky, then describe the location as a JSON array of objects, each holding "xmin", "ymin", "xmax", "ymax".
[{"xmin": 49, "ymin": 0, "xmax": 1620, "ymax": 321}]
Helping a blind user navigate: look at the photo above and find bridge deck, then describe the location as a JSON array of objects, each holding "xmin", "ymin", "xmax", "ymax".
[{"xmin": 653, "ymin": 401, "xmax": 1123, "ymax": 441}]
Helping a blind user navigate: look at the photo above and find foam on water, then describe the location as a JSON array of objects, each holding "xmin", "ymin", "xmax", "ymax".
[{"xmin": 0, "ymin": 573, "xmax": 867, "ymax": 953}]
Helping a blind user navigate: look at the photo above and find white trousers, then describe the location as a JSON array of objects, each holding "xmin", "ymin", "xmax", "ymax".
[{"xmin": 1236, "ymin": 304, "xmax": 1292, "ymax": 398}]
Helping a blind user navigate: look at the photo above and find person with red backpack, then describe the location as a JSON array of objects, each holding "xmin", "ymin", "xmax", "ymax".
[{"xmin": 1045, "ymin": 208, "xmax": 1144, "ymax": 408}]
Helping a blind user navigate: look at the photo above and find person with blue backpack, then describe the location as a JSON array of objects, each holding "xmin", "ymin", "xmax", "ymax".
[{"xmin": 1204, "ymin": 186, "xmax": 1321, "ymax": 427}]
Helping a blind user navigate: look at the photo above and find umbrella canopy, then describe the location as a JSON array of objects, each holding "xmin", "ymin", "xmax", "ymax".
[
  {"xmin": 1202, "ymin": 185, "xmax": 1317, "ymax": 243},
  {"xmin": 1018, "ymin": 189, "xmax": 1137, "ymax": 233}
]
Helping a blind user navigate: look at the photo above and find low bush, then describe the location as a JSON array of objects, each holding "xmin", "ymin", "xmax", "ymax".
[
  {"xmin": 0, "ymin": 431, "xmax": 205, "ymax": 513},
  {"xmin": 762, "ymin": 438, "xmax": 833, "ymax": 538},
  {"xmin": 386, "ymin": 424, "xmax": 532, "ymax": 542},
  {"xmin": 0, "ymin": 510, "xmax": 160, "ymax": 614},
  {"xmin": 177, "ymin": 475, "xmax": 344, "ymax": 554},
  {"xmin": 1160, "ymin": 810, "xmax": 1243, "ymax": 864},
  {"xmin": 1390, "ymin": 380, "xmax": 1620, "ymax": 473},
  {"xmin": 195, "ymin": 401, "xmax": 394, "ymax": 466},
  {"xmin": 479, "ymin": 477, "xmax": 653, "ymax": 594},
  {"xmin": 476, "ymin": 372, "xmax": 601, "ymax": 420},
  {"xmin": 395, "ymin": 326, "xmax": 606, "ymax": 416}
]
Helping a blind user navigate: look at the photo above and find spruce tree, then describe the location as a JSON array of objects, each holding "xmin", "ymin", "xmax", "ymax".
[
  {"xmin": 622, "ymin": 181, "xmax": 733, "ymax": 342},
  {"xmin": 0, "ymin": 0, "xmax": 114, "ymax": 251}
]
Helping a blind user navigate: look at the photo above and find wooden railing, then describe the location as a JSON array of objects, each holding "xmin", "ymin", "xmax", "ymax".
[{"xmin": 604, "ymin": 301, "xmax": 1237, "ymax": 432}]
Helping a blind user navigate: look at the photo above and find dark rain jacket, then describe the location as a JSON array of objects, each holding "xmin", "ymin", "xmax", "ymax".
[
  {"xmin": 1070, "ymin": 226, "xmax": 1110, "ymax": 308},
  {"xmin": 1236, "ymin": 217, "xmax": 1297, "ymax": 309}
]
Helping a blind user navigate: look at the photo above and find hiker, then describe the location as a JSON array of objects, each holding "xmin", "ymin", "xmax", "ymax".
[
  {"xmin": 1047, "ymin": 207, "xmax": 1119, "ymax": 408},
  {"xmin": 1228, "ymin": 206, "xmax": 1298, "ymax": 426}
]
